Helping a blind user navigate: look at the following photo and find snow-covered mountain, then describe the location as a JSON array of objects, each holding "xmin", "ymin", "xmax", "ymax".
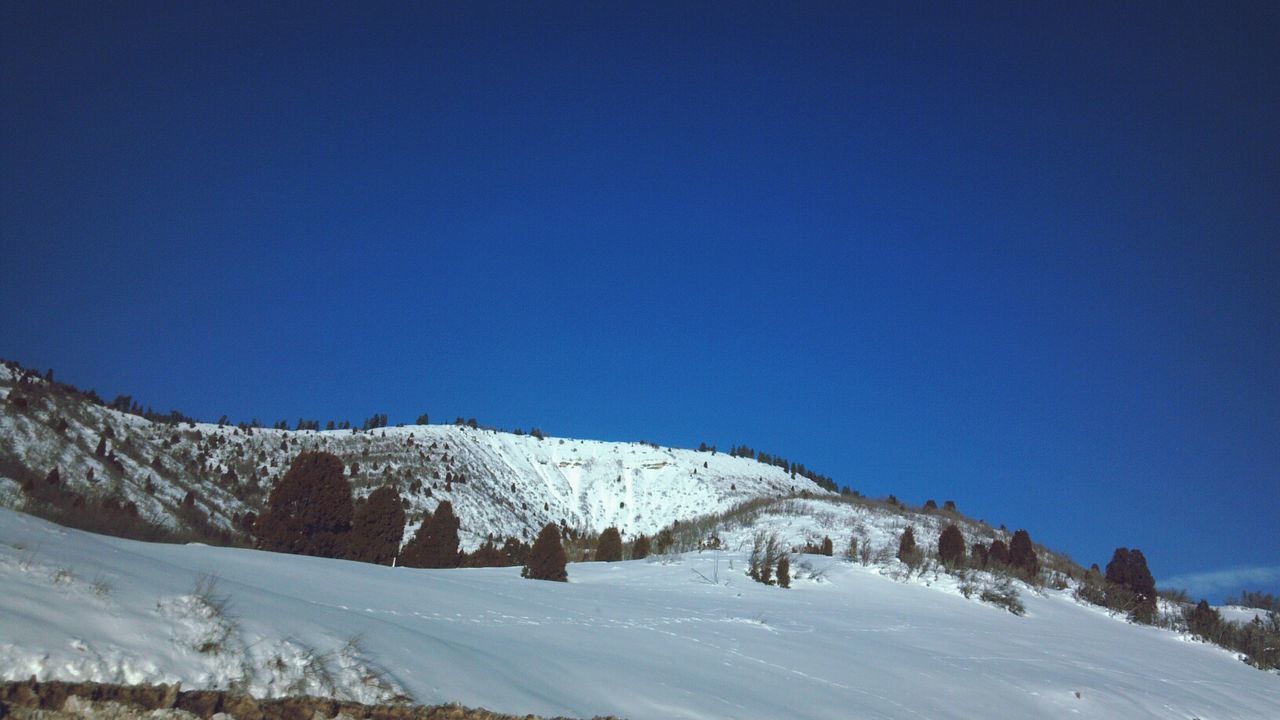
[
  {"xmin": 0, "ymin": 363, "xmax": 830, "ymax": 550},
  {"xmin": 2, "ymin": 507, "xmax": 1277, "ymax": 719}
]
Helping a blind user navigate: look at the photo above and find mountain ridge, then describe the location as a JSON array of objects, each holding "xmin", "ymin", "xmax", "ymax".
[{"xmin": 0, "ymin": 361, "xmax": 833, "ymax": 550}]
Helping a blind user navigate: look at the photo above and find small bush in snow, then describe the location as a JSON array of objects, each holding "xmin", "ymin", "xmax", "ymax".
[
  {"xmin": 981, "ymin": 577, "xmax": 1025, "ymax": 616},
  {"xmin": 897, "ymin": 526, "xmax": 921, "ymax": 568},
  {"xmin": 90, "ymin": 575, "xmax": 113, "ymax": 598}
]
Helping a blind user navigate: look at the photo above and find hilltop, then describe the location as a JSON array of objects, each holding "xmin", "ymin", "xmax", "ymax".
[{"xmin": 0, "ymin": 362, "xmax": 831, "ymax": 550}]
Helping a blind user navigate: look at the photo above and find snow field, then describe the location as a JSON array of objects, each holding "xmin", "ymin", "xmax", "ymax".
[{"xmin": 1, "ymin": 508, "xmax": 1276, "ymax": 720}]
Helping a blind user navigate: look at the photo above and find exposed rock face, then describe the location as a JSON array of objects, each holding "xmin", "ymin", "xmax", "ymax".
[{"xmin": 0, "ymin": 680, "xmax": 621, "ymax": 720}]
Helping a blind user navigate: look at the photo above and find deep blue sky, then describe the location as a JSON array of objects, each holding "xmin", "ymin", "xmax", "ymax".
[{"xmin": 3, "ymin": 2, "xmax": 1277, "ymax": 601}]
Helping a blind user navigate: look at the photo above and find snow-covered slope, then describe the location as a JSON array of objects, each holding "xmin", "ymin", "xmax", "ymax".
[
  {"xmin": 1219, "ymin": 605, "xmax": 1274, "ymax": 626},
  {"xmin": 2, "ymin": 508, "xmax": 1277, "ymax": 719},
  {"xmin": 0, "ymin": 365, "xmax": 828, "ymax": 549}
]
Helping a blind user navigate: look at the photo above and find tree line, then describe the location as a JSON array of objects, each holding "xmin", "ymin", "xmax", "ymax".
[{"xmin": 255, "ymin": 450, "xmax": 571, "ymax": 581}]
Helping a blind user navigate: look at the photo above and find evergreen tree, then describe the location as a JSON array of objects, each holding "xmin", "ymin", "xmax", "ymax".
[
  {"xmin": 1100, "ymin": 547, "xmax": 1156, "ymax": 622},
  {"xmin": 401, "ymin": 501, "xmax": 461, "ymax": 568},
  {"xmin": 1187, "ymin": 599, "xmax": 1221, "ymax": 640},
  {"xmin": 897, "ymin": 526, "xmax": 920, "ymax": 566},
  {"xmin": 1008, "ymin": 529, "xmax": 1038, "ymax": 576},
  {"xmin": 970, "ymin": 542, "xmax": 989, "ymax": 568},
  {"xmin": 777, "ymin": 554, "xmax": 791, "ymax": 588},
  {"xmin": 45, "ymin": 467, "xmax": 60, "ymax": 486},
  {"xmin": 596, "ymin": 527, "xmax": 623, "ymax": 562},
  {"xmin": 1105, "ymin": 548, "xmax": 1131, "ymax": 588},
  {"xmin": 257, "ymin": 451, "xmax": 352, "ymax": 558},
  {"xmin": 937, "ymin": 524, "xmax": 966, "ymax": 567},
  {"xmin": 463, "ymin": 539, "xmax": 504, "ymax": 567},
  {"xmin": 988, "ymin": 538, "xmax": 1010, "ymax": 566},
  {"xmin": 502, "ymin": 536, "xmax": 530, "ymax": 566},
  {"xmin": 1125, "ymin": 549, "xmax": 1156, "ymax": 603},
  {"xmin": 631, "ymin": 533, "xmax": 651, "ymax": 560},
  {"xmin": 348, "ymin": 485, "xmax": 405, "ymax": 565},
  {"xmin": 523, "ymin": 522, "xmax": 568, "ymax": 581}
]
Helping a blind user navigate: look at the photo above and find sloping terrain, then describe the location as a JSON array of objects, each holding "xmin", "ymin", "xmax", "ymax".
[
  {"xmin": 0, "ymin": 364, "xmax": 827, "ymax": 549},
  {"xmin": 2, "ymin": 508, "xmax": 1277, "ymax": 720}
]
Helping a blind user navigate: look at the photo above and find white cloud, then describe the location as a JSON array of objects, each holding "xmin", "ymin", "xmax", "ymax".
[{"xmin": 1160, "ymin": 565, "xmax": 1280, "ymax": 598}]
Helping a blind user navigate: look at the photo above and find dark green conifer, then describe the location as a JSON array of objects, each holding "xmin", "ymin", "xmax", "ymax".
[{"xmin": 523, "ymin": 522, "xmax": 568, "ymax": 582}]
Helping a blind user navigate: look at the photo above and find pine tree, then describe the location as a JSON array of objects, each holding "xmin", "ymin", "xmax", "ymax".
[
  {"xmin": 988, "ymin": 538, "xmax": 1010, "ymax": 566},
  {"xmin": 596, "ymin": 527, "xmax": 623, "ymax": 562},
  {"xmin": 777, "ymin": 555, "xmax": 791, "ymax": 588},
  {"xmin": 1119, "ymin": 547, "xmax": 1157, "ymax": 623},
  {"xmin": 1187, "ymin": 599, "xmax": 1221, "ymax": 640},
  {"xmin": 463, "ymin": 539, "xmax": 504, "ymax": 567},
  {"xmin": 502, "ymin": 536, "xmax": 529, "ymax": 566},
  {"xmin": 897, "ymin": 526, "xmax": 920, "ymax": 566},
  {"xmin": 257, "ymin": 451, "xmax": 352, "ymax": 558},
  {"xmin": 348, "ymin": 485, "xmax": 405, "ymax": 565},
  {"xmin": 937, "ymin": 524, "xmax": 966, "ymax": 567},
  {"xmin": 523, "ymin": 522, "xmax": 568, "ymax": 581},
  {"xmin": 1008, "ymin": 529, "xmax": 1038, "ymax": 576},
  {"xmin": 401, "ymin": 501, "xmax": 461, "ymax": 568},
  {"xmin": 1125, "ymin": 549, "xmax": 1156, "ymax": 602},
  {"xmin": 631, "ymin": 533, "xmax": 651, "ymax": 560},
  {"xmin": 1105, "ymin": 548, "xmax": 1131, "ymax": 587},
  {"xmin": 970, "ymin": 542, "xmax": 989, "ymax": 568}
]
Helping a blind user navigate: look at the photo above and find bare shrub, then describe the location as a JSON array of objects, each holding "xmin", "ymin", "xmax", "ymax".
[
  {"xmin": 90, "ymin": 575, "xmax": 113, "ymax": 598},
  {"xmin": 981, "ymin": 577, "xmax": 1025, "ymax": 616}
]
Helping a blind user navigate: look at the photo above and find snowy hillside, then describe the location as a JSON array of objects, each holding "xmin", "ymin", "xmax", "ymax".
[
  {"xmin": 0, "ymin": 364, "xmax": 828, "ymax": 549},
  {"xmin": 2, "ymin": 508, "xmax": 1277, "ymax": 719}
]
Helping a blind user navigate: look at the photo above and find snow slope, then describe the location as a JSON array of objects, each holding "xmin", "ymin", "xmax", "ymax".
[
  {"xmin": 2, "ymin": 508, "xmax": 1276, "ymax": 719},
  {"xmin": 1219, "ymin": 605, "xmax": 1273, "ymax": 626},
  {"xmin": 0, "ymin": 364, "xmax": 829, "ymax": 549}
]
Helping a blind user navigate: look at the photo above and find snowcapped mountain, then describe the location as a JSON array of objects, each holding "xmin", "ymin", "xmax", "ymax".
[
  {"xmin": 0, "ymin": 363, "xmax": 831, "ymax": 550},
  {"xmin": 2, "ymin": 507, "xmax": 1277, "ymax": 719}
]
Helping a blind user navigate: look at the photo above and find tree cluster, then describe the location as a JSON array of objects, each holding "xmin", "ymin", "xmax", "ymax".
[
  {"xmin": 1226, "ymin": 590, "xmax": 1280, "ymax": 613},
  {"xmin": 726, "ymin": 444, "xmax": 838, "ymax": 493},
  {"xmin": 1182, "ymin": 601, "xmax": 1279, "ymax": 670},
  {"xmin": 748, "ymin": 532, "xmax": 786, "ymax": 586},
  {"xmin": 255, "ymin": 452, "xmax": 412, "ymax": 566},
  {"xmin": 256, "ymin": 452, "xmax": 353, "ymax": 558}
]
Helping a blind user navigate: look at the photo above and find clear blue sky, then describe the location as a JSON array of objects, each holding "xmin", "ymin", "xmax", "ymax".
[{"xmin": 3, "ymin": 2, "xmax": 1276, "ymax": 602}]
